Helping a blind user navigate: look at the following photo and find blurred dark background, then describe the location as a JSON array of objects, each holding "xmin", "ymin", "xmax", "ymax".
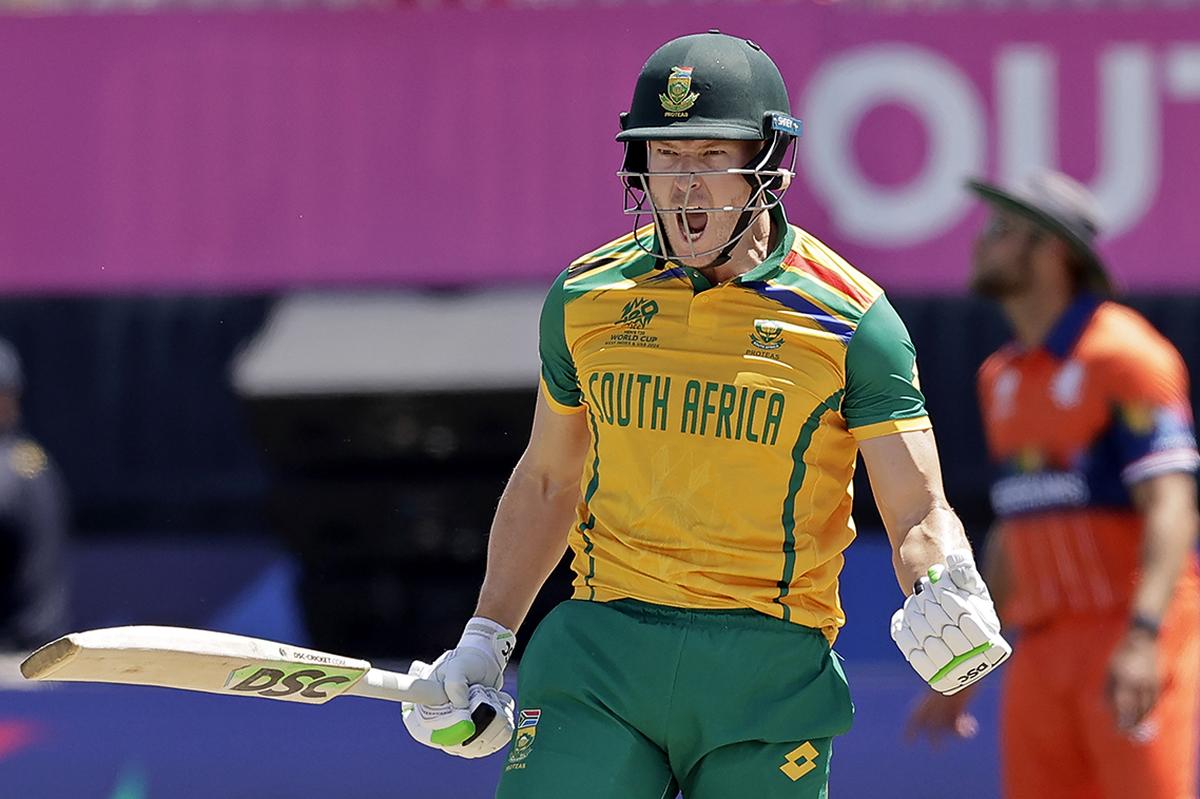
[{"xmin": 3, "ymin": 293, "xmax": 1198, "ymax": 659}]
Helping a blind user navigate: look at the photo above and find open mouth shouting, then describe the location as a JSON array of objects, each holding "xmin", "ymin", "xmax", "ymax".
[{"xmin": 678, "ymin": 209, "xmax": 708, "ymax": 244}]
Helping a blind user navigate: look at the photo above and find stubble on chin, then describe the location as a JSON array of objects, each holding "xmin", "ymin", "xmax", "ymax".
[{"xmin": 970, "ymin": 264, "xmax": 1028, "ymax": 300}]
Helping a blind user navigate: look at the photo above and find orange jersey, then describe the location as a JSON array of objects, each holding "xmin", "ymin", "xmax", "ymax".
[{"xmin": 978, "ymin": 297, "xmax": 1200, "ymax": 628}]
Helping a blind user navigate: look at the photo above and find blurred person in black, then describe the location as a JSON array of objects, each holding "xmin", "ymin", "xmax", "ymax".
[{"xmin": 0, "ymin": 338, "xmax": 69, "ymax": 652}]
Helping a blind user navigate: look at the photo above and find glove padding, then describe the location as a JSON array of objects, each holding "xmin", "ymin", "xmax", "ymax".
[
  {"xmin": 890, "ymin": 551, "xmax": 1011, "ymax": 695},
  {"xmin": 431, "ymin": 616, "xmax": 516, "ymax": 709},
  {"xmin": 402, "ymin": 660, "xmax": 515, "ymax": 758}
]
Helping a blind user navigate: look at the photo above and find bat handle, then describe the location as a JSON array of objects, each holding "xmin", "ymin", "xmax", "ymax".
[
  {"xmin": 351, "ymin": 667, "xmax": 450, "ymax": 705},
  {"xmin": 463, "ymin": 703, "xmax": 498, "ymax": 745}
]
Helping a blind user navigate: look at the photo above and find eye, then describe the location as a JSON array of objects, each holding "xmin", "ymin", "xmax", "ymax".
[{"xmin": 985, "ymin": 218, "xmax": 1011, "ymax": 238}]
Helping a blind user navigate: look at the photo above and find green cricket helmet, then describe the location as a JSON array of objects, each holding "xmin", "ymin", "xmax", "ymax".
[{"xmin": 615, "ymin": 31, "xmax": 802, "ymax": 265}]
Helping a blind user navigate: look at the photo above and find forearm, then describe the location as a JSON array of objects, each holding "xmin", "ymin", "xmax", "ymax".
[
  {"xmin": 1132, "ymin": 496, "xmax": 1199, "ymax": 624},
  {"xmin": 474, "ymin": 461, "xmax": 580, "ymax": 632},
  {"xmin": 890, "ymin": 503, "xmax": 972, "ymax": 595},
  {"xmin": 865, "ymin": 431, "xmax": 1009, "ymax": 694}
]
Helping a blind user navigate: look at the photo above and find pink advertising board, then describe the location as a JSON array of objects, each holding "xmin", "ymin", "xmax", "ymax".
[{"xmin": 0, "ymin": 8, "xmax": 1198, "ymax": 294}]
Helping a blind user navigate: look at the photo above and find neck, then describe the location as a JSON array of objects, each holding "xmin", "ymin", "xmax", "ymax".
[
  {"xmin": 695, "ymin": 212, "xmax": 777, "ymax": 284},
  {"xmin": 999, "ymin": 290, "xmax": 1075, "ymax": 351}
]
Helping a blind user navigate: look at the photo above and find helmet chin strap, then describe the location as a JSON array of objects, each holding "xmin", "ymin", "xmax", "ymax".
[
  {"xmin": 653, "ymin": 211, "xmax": 734, "ymax": 271},
  {"xmin": 654, "ymin": 208, "xmax": 750, "ymax": 271}
]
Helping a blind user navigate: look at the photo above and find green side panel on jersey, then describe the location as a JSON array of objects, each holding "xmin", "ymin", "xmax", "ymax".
[
  {"xmin": 575, "ymin": 408, "xmax": 604, "ymax": 600},
  {"xmin": 776, "ymin": 390, "xmax": 845, "ymax": 621},
  {"xmin": 842, "ymin": 295, "xmax": 927, "ymax": 430}
]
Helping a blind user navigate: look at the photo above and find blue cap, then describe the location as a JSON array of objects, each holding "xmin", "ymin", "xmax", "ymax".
[{"xmin": 0, "ymin": 339, "xmax": 23, "ymax": 392}]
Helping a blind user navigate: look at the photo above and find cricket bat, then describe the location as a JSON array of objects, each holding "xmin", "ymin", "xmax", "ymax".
[{"xmin": 20, "ymin": 626, "xmax": 449, "ymax": 706}]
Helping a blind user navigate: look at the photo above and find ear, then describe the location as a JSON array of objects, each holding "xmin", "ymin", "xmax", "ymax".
[
  {"xmin": 1034, "ymin": 235, "xmax": 1079, "ymax": 289},
  {"xmin": 1028, "ymin": 230, "xmax": 1060, "ymax": 255}
]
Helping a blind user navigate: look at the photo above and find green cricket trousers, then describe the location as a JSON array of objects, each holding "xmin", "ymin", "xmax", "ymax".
[{"xmin": 495, "ymin": 599, "xmax": 855, "ymax": 798}]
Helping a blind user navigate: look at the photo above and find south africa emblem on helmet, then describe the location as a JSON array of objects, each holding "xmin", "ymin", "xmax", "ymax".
[{"xmin": 660, "ymin": 65, "xmax": 700, "ymax": 117}]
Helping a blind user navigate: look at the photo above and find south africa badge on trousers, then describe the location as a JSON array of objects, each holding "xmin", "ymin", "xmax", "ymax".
[
  {"xmin": 506, "ymin": 709, "xmax": 542, "ymax": 768},
  {"xmin": 660, "ymin": 66, "xmax": 699, "ymax": 117}
]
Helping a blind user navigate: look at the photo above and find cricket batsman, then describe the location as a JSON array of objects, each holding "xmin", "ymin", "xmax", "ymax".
[{"xmin": 402, "ymin": 31, "xmax": 1011, "ymax": 796}]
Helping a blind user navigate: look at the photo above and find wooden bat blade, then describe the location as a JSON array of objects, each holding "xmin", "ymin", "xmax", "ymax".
[
  {"xmin": 20, "ymin": 635, "xmax": 79, "ymax": 681},
  {"xmin": 20, "ymin": 626, "xmax": 445, "ymax": 705}
]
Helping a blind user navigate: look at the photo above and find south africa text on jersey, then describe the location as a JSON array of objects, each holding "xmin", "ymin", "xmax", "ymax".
[{"xmin": 585, "ymin": 371, "xmax": 786, "ymax": 445}]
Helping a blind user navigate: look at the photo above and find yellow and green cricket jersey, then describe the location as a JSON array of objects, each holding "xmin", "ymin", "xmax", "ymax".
[{"xmin": 539, "ymin": 205, "xmax": 929, "ymax": 640}]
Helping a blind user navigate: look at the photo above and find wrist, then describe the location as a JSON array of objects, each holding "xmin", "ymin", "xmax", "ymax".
[{"xmin": 459, "ymin": 616, "xmax": 517, "ymax": 667}]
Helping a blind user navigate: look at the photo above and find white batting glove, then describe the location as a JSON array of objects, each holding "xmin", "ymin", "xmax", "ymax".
[
  {"xmin": 430, "ymin": 616, "xmax": 516, "ymax": 709},
  {"xmin": 402, "ymin": 660, "xmax": 515, "ymax": 758},
  {"xmin": 891, "ymin": 551, "xmax": 1011, "ymax": 695}
]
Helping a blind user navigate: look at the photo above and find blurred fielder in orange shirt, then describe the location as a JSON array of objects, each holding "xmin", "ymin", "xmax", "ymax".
[{"xmin": 909, "ymin": 171, "xmax": 1200, "ymax": 799}]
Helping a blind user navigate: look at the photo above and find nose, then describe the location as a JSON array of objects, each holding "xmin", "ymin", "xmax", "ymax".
[{"xmin": 671, "ymin": 158, "xmax": 704, "ymax": 197}]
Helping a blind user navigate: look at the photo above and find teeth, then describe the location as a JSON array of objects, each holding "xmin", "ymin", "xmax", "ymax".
[{"xmin": 677, "ymin": 216, "xmax": 704, "ymax": 243}]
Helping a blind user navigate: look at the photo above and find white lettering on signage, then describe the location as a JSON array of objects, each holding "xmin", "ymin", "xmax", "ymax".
[
  {"xmin": 801, "ymin": 43, "xmax": 1190, "ymax": 245},
  {"xmin": 1166, "ymin": 45, "xmax": 1200, "ymax": 97},
  {"xmin": 802, "ymin": 45, "xmax": 985, "ymax": 246}
]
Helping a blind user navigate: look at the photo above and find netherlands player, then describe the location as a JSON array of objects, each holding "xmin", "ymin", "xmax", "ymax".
[
  {"xmin": 909, "ymin": 171, "xmax": 1200, "ymax": 798},
  {"xmin": 403, "ymin": 31, "xmax": 1010, "ymax": 797}
]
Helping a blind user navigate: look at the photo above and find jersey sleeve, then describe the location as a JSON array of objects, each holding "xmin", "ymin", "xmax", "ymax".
[
  {"xmin": 842, "ymin": 295, "xmax": 931, "ymax": 441},
  {"xmin": 538, "ymin": 269, "xmax": 585, "ymax": 414},
  {"xmin": 1105, "ymin": 338, "xmax": 1200, "ymax": 485}
]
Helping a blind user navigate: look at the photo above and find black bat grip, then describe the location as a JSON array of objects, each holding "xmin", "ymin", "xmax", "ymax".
[{"xmin": 461, "ymin": 702, "xmax": 498, "ymax": 746}]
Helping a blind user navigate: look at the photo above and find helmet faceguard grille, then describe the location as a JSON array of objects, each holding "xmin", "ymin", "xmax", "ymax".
[{"xmin": 617, "ymin": 129, "xmax": 797, "ymax": 267}]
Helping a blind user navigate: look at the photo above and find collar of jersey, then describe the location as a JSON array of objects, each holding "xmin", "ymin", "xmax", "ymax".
[
  {"xmin": 662, "ymin": 202, "xmax": 794, "ymax": 291},
  {"xmin": 1040, "ymin": 292, "xmax": 1102, "ymax": 359}
]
